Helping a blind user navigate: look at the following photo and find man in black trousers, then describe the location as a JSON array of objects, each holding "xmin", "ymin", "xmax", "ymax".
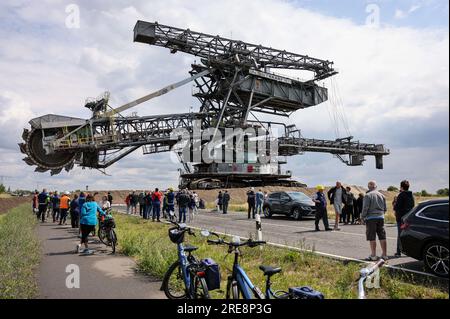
[{"xmin": 246, "ymin": 187, "xmax": 256, "ymax": 219}]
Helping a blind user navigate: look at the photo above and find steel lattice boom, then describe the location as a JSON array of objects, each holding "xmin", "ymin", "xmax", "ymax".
[{"xmin": 20, "ymin": 20, "xmax": 389, "ymax": 188}]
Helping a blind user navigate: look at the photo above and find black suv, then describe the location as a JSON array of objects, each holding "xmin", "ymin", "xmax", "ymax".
[
  {"xmin": 263, "ymin": 191, "xmax": 315, "ymax": 220},
  {"xmin": 400, "ymin": 199, "xmax": 449, "ymax": 277}
]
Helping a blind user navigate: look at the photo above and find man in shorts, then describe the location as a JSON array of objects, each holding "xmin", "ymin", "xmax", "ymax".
[{"xmin": 361, "ymin": 181, "xmax": 388, "ymax": 261}]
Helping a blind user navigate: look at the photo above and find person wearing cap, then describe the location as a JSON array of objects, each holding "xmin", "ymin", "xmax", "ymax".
[
  {"xmin": 59, "ymin": 191, "xmax": 71, "ymax": 225},
  {"xmin": 312, "ymin": 185, "xmax": 332, "ymax": 231}
]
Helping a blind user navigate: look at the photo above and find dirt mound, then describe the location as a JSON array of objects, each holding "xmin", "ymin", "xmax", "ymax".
[{"xmin": 0, "ymin": 196, "xmax": 32, "ymax": 215}]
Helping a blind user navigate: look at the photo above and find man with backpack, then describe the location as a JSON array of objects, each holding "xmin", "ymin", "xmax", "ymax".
[
  {"xmin": 51, "ymin": 191, "xmax": 60, "ymax": 223},
  {"xmin": 37, "ymin": 188, "xmax": 49, "ymax": 222}
]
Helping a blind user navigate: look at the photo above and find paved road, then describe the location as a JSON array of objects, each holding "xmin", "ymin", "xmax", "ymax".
[
  {"xmin": 37, "ymin": 222, "xmax": 165, "ymax": 299},
  {"xmin": 116, "ymin": 205, "xmax": 425, "ymax": 272}
]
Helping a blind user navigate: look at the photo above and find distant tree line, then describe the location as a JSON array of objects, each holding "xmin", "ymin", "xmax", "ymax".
[{"xmin": 386, "ymin": 185, "xmax": 449, "ymax": 197}]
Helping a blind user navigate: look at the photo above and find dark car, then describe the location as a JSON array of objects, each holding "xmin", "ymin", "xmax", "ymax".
[
  {"xmin": 263, "ymin": 191, "xmax": 315, "ymax": 220},
  {"xmin": 400, "ymin": 199, "xmax": 449, "ymax": 277}
]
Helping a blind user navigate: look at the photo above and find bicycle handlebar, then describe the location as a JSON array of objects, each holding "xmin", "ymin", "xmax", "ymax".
[{"xmin": 207, "ymin": 237, "xmax": 266, "ymax": 248}]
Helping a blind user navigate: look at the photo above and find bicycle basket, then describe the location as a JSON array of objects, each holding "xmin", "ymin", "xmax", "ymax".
[
  {"xmin": 288, "ymin": 286, "xmax": 324, "ymax": 299},
  {"xmin": 104, "ymin": 217, "xmax": 115, "ymax": 228},
  {"xmin": 200, "ymin": 258, "xmax": 221, "ymax": 291},
  {"xmin": 168, "ymin": 228, "xmax": 185, "ymax": 244}
]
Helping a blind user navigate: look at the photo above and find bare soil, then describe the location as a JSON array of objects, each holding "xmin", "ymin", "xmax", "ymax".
[{"xmin": 0, "ymin": 196, "xmax": 32, "ymax": 215}]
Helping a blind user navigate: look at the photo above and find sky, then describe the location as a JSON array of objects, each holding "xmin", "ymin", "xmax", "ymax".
[{"xmin": 0, "ymin": 0, "xmax": 448, "ymax": 193}]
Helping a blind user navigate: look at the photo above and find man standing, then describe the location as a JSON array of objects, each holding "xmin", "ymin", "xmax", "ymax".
[
  {"xmin": 59, "ymin": 191, "xmax": 70, "ymax": 225},
  {"xmin": 393, "ymin": 180, "xmax": 415, "ymax": 257},
  {"xmin": 131, "ymin": 191, "xmax": 139, "ymax": 214},
  {"xmin": 37, "ymin": 188, "xmax": 49, "ymax": 222},
  {"xmin": 343, "ymin": 186, "xmax": 355, "ymax": 224},
  {"xmin": 222, "ymin": 190, "xmax": 230, "ymax": 214},
  {"xmin": 327, "ymin": 182, "xmax": 347, "ymax": 230},
  {"xmin": 312, "ymin": 185, "xmax": 332, "ymax": 231},
  {"xmin": 217, "ymin": 191, "xmax": 223, "ymax": 212},
  {"xmin": 51, "ymin": 191, "xmax": 60, "ymax": 223},
  {"xmin": 138, "ymin": 191, "xmax": 146, "ymax": 216},
  {"xmin": 107, "ymin": 192, "xmax": 113, "ymax": 205},
  {"xmin": 247, "ymin": 187, "xmax": 256, "ymax": 219},
  {"xmin": 178, "ymin": 190, "xmax": 190, "ymax": 223},
  {"xmin": 255, "ymin": 189, "xmax": 264, "ymax": 215},
  {"xmin": 361, "ymin": 181, "xmax": 388, "ymax": 261},
  {"xmin": 152, "ymin": 188, "xmax": 162, "ymax": 222},
  {"xmin": 166, "ymin": 188, "xmax": 175, "ymax": 220}
]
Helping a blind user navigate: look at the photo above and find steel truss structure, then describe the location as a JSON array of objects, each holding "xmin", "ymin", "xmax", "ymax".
[{"xmin": 20, "ymin": 20, "xmax": 389, "ymax": 187}]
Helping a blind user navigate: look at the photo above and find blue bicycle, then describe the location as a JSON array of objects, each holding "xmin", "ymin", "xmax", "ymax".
[
  {"xmin": 203, "ymin": 231, "xmax": 324, "ymax": 299},
  {"xmin": 161, "ymin": 221, "xmax": 210, "ymax": 299}
]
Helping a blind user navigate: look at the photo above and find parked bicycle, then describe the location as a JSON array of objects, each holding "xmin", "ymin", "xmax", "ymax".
[
  {"xmin": 161, "ymin": 221, "xmax": 220, "ymax": 299},
  {"xmin": 202, "ymin": 230, "xmax": 323, "ymax": 299},
  {"xmin": 98, "ymin": 209, "xmax": 117, "ymax": 254}
]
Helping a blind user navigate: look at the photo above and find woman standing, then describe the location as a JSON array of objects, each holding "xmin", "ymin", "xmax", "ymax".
[{"xmin": 77, "ymin": 194, "xmax": 105, "ymax": 254}]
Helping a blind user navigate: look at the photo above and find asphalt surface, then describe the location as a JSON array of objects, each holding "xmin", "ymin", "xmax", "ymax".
[
  {"xmin": 37, "ymin": 221, "xmax": 165, "ymax": 299},
  {"xmin": 116, "ymin": 205, "xmax": 427, "ymax": 272}
]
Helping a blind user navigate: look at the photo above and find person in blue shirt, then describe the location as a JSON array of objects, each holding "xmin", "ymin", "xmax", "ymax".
[
  {"xmin": 77, "ymin": 194, "xmax": 105, "ymax": 254},
  {"xmin": 255, "ymin": 189, "xmax": 264, "ymax": 215},
  {"xmin": 312, "ymin": 185, "xmax": 332, "ymax": 232}
]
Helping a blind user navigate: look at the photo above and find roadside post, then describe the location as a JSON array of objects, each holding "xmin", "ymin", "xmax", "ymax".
[{"xmin": 255, "ymin": 213, "xmax": 263, "ymax": 250}]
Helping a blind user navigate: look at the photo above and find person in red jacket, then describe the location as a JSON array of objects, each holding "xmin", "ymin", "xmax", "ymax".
[
  {"xmin": 151, "ymin": 188, "xmax": 162, "ymax": 222},
  {"xmin": 125, "ymin": 193, "xmax": 132, "ymax": 214}
]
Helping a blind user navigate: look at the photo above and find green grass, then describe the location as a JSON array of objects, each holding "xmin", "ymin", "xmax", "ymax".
[
  {"xmin": 0, "ymin": 203, "xmax": 40, "ymax": 299},
  {"xmin": 114, "ymin": 212, "xmax": 448, "ymax": 299}
]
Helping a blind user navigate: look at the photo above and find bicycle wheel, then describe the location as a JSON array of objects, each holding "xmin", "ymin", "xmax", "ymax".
[
  {"xmin": 162, "ymin": 261, "xmax": 187, "ymax": 299},
  {"xmin": 228, "ymin": 280, "xmax": 240, "ymax": 299},
  {"xmin": 109, "ymin": 229, "xmax": 117, "ymax": 254},
  {"xmin": 98, "ymin": 227, "xmax": 108, "ymax": 245},
  {"xmin": 193, "ymin": 276, "xmax": 210, "ymax": 299}
]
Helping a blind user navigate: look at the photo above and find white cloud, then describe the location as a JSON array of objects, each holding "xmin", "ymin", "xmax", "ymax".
[{"xmin": 0, "ymin": 0, "xmax": 448, "ymax": 192}]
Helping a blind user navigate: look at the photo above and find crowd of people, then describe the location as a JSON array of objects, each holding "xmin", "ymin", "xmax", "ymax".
[
  {"xmin": 312, "ymin": 179, "xmax": 415, "ymax": 261},
  {"xmin": 124, "ymin": 188, "xmax": 205, "ymax": 223},
  {"xmin": 32, "ymin": 179, "xmax": 416, "ymax": 261},
  {"xmin": 32, "ymin": 189, "xmax": 113, "ymax": 254}
]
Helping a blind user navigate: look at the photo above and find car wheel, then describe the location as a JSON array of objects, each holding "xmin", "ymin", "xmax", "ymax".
[
  {"xmin": 292, "ymin": 208, "xmax": 302, "ymax": 220},
  {"xmin": 263, "ymin": 207, "xmax": 272, "ymax": 218},
  {"xmin": 423, "ymin": 242, "xmax": 449, "ymax": 277}
]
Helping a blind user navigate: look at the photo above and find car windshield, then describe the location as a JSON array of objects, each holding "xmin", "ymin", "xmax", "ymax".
[{"xmin": 287, "ymin": 192, "xmax": 311, "ymax": 201}]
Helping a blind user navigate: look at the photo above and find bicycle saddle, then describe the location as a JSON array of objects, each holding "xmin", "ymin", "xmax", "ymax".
[
  {"xmin": 184, "ymin": 245, "xmax": 198, "ymax": 252},
  {"xmin": 259, "ymin": 265, "xmax": 282, "ymax": 276}
]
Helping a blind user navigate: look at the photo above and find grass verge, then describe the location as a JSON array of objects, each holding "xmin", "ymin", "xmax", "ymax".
[
  {"xmin": 0, "ymin": 203, "xmax": 40, "ymax": 298},
  {"xmin": 114, "ymin": 212, "xmax": 448, "ymax": 299}
]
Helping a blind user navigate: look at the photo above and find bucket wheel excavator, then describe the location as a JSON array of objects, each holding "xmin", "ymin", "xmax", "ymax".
[{"xmin": 20, "ymin": 21, "xmax": 389, "ymax": 187}]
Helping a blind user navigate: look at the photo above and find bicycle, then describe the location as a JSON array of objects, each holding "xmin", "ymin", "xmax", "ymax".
[
  {"xmin": 203, "ymin": 230, "xmax": 324, "ymax": 299},
  {"xmin": 98, "ymin": 209, "xmax": 117, "ymax": 254},
  {"xmin": 160, "ymin": 221, "xmax": 211, "ymax": 299}
]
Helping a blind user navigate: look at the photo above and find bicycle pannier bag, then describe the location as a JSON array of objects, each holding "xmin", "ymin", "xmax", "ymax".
[
  {"xmin": 201, "ymin": 258, "xmax": 221, "ymax": 290},
  {"xmin": 289, "ymin": 286, "xmax": 324, "ymax": 299}
]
